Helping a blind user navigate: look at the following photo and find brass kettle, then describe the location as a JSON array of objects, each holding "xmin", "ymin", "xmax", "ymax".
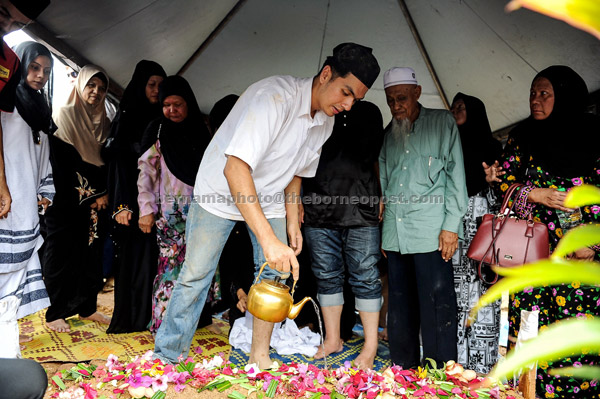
[{"xmin": 247, "ymin": 262, "xmax": 311, "ymax": 323}]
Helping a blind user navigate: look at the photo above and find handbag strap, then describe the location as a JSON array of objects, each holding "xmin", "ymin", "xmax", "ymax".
[
  {"xmin": 498, "ymin": 183, "xmax": 524, "ymax": 215},
  {"xmin": 477, "ymin": 183, "xmax": 525, "ymax": 284}
]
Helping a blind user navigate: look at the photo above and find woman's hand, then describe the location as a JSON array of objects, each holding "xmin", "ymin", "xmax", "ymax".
[
  {"xmin": 528, "ymin": 188, "xmax": 572, "ymax": 212},
  {"xmin": 0, "ymin": 177, "xmax": 11, "ymax": 218},
  {"xmin": 90, "ymin": 194, "xmax": 108, "ymax": 210},
  {"xmin": 38, "ymin": 197, "xmax": 51, "ymax": 212},
  {"xmin": 138, "ymin": 213, "xmax": 155, "ymax": 233},
  {"xmin": 115, "ymin": 211, "xmax": 132, "ymax": 226},
  {"xmin": 568, "ymin": 247, "xmax": 596, "ymax": 261},
  {"xmin": 483, "ymin": 161, "xmax": 505, "ymax": 184},
  {"xmin": 236, "ymin": 288, "xmax": 248, "ymax": 312}
]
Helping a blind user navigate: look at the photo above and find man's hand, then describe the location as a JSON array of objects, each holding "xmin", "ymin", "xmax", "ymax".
[
  {"xmin": 262, "ymin": 236, "xmax": 299, "ymax": 281},
  {"xmin": 528, "ymin": 188, "xmax": 572, "ymax": 212},
  {"xmin": 298, "ymin": 201, "xmax": 304, "ymax": 226},
  {"xmin": 379, "ymin": 201, "xmax": 385, "ymax": 222},
  {"xmin": 90, "ymin": 194, "xmax": 109, "ymax": 210},
  {"xmin": 288, "ymin": 220, "xmax": 302, "ymax": 256},
  {"xmin": 115, "ymin": 211, "xmax": 132, "ymax": 226},
  {"xmin": 438, "ymin": 229, "xmax": 458, "ymax": 262},
  {"xmin": 0, "ymin": 178, "xmax": 11, "ymax": 218},
  {"xmin": 138, "ymin": 213, "xmax": 155, "ymax": 233}
]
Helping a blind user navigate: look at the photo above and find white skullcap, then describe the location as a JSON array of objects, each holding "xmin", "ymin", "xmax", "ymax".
[{"xmin": 383, "ymin": 67, "xmax": 417, "ymax": 88}]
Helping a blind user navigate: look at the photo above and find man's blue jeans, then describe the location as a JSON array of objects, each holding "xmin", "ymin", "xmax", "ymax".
[
  {"xmin": 304, "ymin": 226, "xmax": 382, "ymax": 312},
  {"xmin": 153, "ymin": 202, "xmax": 287, "ymax": 363}
]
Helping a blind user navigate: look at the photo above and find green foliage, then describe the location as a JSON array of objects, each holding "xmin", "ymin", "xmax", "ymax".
[
  {"xmin": 564, "ymin": 185, "xmax": 600, "ymax": 208},
  {"xmin": 506, "ymin": 0, "xmax": 600, "ymax": 40},
  {"xmin": 490, "ymin": 319, "xmax": 600, "ymax": 380},
  {"xmin": 552, "ymin": 224, "xmax": 600, "ymax": 258},
  {"xmin": 549, "ymin": 365, "xmax": 600, "ymax": 380},
  {"xmin": 471, "ymin": 185, "xmax": 600, "ymax": 380}
]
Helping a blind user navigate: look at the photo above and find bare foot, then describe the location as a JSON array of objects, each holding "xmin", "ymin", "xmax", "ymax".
[
  {"xmin": 102, "ymin": 277, "xmax": 115, "ymax": 293},
  {"xmin": 81, "ymin": 312, "xmax": 111, "ymax": 324},
  {"xmin": 20, "ymin": 325, "xmax": 34, "ymax": 334},
  {"xmin": 354, "ymin": 351, "xmax": 376, "ymax": 370},
  {"xmin": 205, "ymin": 323, "xmax": 221, "ymax": 334},
  {"xmin": 47, "ymin": 319, "xmax": 71, "ymax": 333},
  {"xmin": 249, "ymin": 354, "xmax": 275, "ymax": 370},
  {"xmin": 314, "ymin": 339, "xmax": 344, "ymax": 359},
  {"xmin": 19, "ymin": 334, "xmax": 32, "ymax": 343}
]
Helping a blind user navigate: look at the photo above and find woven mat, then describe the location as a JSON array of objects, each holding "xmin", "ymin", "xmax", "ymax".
[
  {"xmin": 19, "ymin": 310, "xmax": 231, "ymax": 363},
  {"xmin": 229, "ymin": 335, "xmax": 391, "ymax": 372}
]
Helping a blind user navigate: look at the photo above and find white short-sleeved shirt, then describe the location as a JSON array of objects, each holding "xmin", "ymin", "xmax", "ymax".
[{"xmin": 194, "ymin": 75, "xmax": 334, "ymax": 220}]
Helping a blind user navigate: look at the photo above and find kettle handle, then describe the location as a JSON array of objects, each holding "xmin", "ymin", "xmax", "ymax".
[
  {"xmin": 253, "ymin": 262, "xmax": 269, "ymax": 286},
  {"xmin": 254, "ymin": 262, "xmax": 297, "ymax": 297}
]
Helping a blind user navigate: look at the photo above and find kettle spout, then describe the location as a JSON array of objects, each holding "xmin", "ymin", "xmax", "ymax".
[{"xmin": 288, "ymin": 297, "xmax": 312, "ymax": 320}]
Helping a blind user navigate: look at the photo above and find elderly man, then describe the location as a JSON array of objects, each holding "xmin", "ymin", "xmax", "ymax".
[
  {"xmin": 379, "ymin": 67, "xmax": 467, "ymax": 368},
  {"xmin": 154, "ymin": 43, "xmax": 380, "ymax": 369}
]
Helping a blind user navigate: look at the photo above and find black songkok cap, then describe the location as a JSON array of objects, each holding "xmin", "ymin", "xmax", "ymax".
[
  {"xmin": 325, "ymin": 42, "xmax": 380, "ymax": 89},
  {"xmin": 9, "ymin": 0, "xmax": 50, "ymax": 20}
]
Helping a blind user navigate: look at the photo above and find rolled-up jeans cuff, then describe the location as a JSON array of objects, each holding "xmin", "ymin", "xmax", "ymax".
[
  {"xmin": 317, "ymin": 292, "xmax": 344, "ymax": 307},
  {"xmin": 355, "ymin": 296, "xmax": 383, "ymax": 313},
  {"xmin": 152, "ymin": 353, "xmax": 173, "ymax": 365}
]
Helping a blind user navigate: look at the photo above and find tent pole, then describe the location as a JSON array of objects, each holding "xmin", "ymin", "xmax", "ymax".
[
  {"xmin": 177, "ymin": 0, "xmax": 248, "ymax": 76},
  {"xmin": 397, "ymin": 0, "xmax": 449, "ymax": 109}
]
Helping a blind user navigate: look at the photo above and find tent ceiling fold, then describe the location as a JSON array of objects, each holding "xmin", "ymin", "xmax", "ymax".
[{"xmin": 29, "ymin": 0, "xmax": 600, "ymax": 131}]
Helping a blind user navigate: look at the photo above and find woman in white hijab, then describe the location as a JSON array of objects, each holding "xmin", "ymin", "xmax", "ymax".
[{"xmin": 43, "ymin": 65, "xmax": 111, "ymax": 333}]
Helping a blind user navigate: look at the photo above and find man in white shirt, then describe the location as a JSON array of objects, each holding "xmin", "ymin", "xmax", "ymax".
[{"xmin": 154, "ymin": 43, "xmax": 380, "ymax": 368}]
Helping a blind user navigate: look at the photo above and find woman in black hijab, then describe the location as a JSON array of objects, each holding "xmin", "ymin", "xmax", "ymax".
[
  {"xmin": 495, "ymin": 65, "xmax": 600, "ymax": 398},
  {"xmin": 137, "ymin": 75, "xmax": 211, "ymax": 334},
  {"xmin": 106, "ymin": 60, "xmax": 166, "ymax": 333},
  {"xmin": 449, "ymin": 93, "xmax": 503, "ymax": 374}
]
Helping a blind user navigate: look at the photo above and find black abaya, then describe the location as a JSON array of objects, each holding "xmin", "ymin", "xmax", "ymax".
[
  {"xmin": 43, "ymin": 136, "xmax": 107, "ymax": 322},
  {"xmin": 106, "ymin": 60, "xmax": 166, "ymax": 333}
]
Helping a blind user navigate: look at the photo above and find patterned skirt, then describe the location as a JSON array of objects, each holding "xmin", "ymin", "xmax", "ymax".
[
  {"xmin": 452, "ymin": 192, "xmax": 501, "ymax": 374},
  {"xmin": 148, "ymin": 204, "xmax": 188, "ymax": 334}
]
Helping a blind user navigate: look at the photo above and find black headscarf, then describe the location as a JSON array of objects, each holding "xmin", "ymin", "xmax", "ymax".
[
  {"xmin": 452, "ymin": 93, "xmax": 502, "ymax": 197},
  {"xmin": 13, "ymin": 41, "xmax": 57, "ymax": 144},
  {"xmin": 511, "ymin": 65, "xmax": 598, "ymax": 177},
  {"xmin": 119, "ymin": 60, "xmax": 166, "ymax": 116},
  {"xmin": 106, "ymin": 60, "xmax": 166, "ymax": 157},
  {"xmin": 140, "ymin": 75, "xmax": 210, "ymax": 186}
]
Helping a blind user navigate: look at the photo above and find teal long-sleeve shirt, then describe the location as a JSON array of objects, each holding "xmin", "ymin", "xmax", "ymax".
[{"xmin": 379, "ymin": 105, "xmax": 468, "ymax": 254}]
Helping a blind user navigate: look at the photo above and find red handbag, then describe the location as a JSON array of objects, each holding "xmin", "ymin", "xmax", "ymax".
[{"xmin": 466, "ymin": 183, "xmax": 550, "ymax": 284}]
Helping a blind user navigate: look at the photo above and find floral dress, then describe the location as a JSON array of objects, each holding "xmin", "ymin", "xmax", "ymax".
[
  {"xmin": 138, "ymin": 140, "xmax": 193, "ymax": 334},
  {"xmin": 498, "ymin": 135, "xmax": 600, "ymax": 399}
]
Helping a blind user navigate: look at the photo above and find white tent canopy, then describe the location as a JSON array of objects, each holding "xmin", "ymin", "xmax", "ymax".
[{"xmin": 29, "ymin": 0, "xmax": 600, "ymax": 131}]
